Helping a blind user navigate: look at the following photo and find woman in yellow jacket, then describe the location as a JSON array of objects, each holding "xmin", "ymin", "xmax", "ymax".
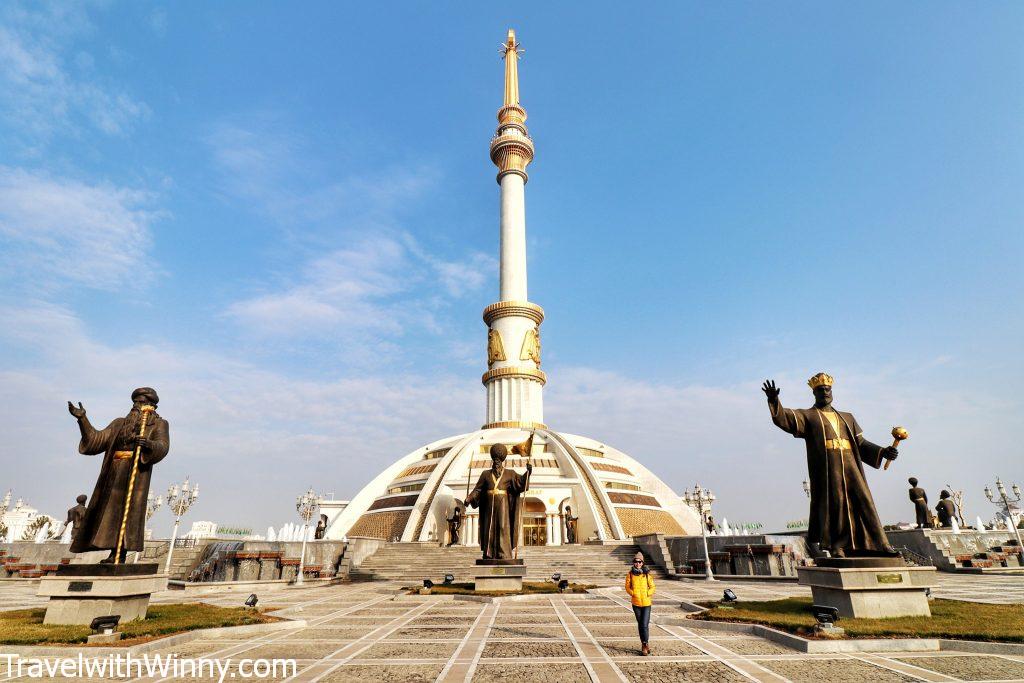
[{"xmin": 625, "ymin": 551, "xmax": 655, "ymax": 655}]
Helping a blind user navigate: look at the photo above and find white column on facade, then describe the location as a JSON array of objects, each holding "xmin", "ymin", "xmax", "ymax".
[
  {"xmin": 545, "ymin": 514, "xmax": 555, "ymax": 545},
  {"xmin": 552, "ymin": 514, "xmax": 561, "ymax": 546}
]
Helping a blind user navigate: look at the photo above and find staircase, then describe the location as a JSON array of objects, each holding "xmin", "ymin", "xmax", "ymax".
[{"xmin": 349, "ymin": 543, "xmax": 667, "ymax": 585}]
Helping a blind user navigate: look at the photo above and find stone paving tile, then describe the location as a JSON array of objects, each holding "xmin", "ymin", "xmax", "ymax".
[
  {"xmin": 241, "ymin": 641, "xmax": 348, "ymax": 659},
  {"xmin": 278, "ymin": 627, "xmax": 367, "ymax": 640},
  {"xmin": 489, "ymin": 625, "xmax": 566, "ymax": 639},
  {"xmin": 358, "ymin": 640, "xmax": 459, "ymax": 659},
  {"xmin": 759, "ymin": 658, "xmax": 919, "ymax": 682},
  {"xmin": 321, "ymin": 663, "xmax": 445, "ymax": 682},
  {"xmin": 585, "ymin": 623, "xmax": 645, "ymax": 637},
  {"xmin": 408, "ymin": 615, "xmax": 478, "ymax": 626},
  {"xmin": 617, "ymin": 661, "xmax": 750, "ymax": 682},
  {"xmin": 388, "ymin": 626, "xmax": 469, "ymax": 640},
  {"xmin": 895, "ymin": 655, "xmax": 1024, "ymax": 680},
  {"xmin": 147, "ymin": 639, "xmax": 231, "ymax": 656},
  {"xmin": 471, "ymin": 662, "xmax": 590, "ymax": 683},
  {"xmin": 597, "ymin": 638, "xmax": 703, "ymax": 657},
  {"xmin": 495, "ymin": 613, "xmax": 562, "ymax": 624},
  {"xmin": 481, "ymin": 640, "xmax": 578, "ymax": 658},
  {"xmin": 710, "ymin": 637, "xmax": 796, "ymax": 654},
  {"xmin": 321, "ymin": 616, "xmax": 391, "ymax": 625}
]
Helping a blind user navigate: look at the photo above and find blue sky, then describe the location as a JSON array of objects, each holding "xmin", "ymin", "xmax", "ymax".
[{"xmin": 1, "ymin": 2, "xmax": 1021, "ymax": 535}]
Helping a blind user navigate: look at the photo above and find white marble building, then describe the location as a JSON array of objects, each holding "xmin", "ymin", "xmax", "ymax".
[{"xmin": 328, "ymin": 30, "xmax": 701, "ymax": 546}]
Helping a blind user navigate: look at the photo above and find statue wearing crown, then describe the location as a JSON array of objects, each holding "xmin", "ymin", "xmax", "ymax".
[{"xmin": 762, "ymin": 373, "xmax": 899, "ymax": 559}]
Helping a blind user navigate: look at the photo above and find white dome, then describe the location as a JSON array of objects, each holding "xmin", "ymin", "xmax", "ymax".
[{"xmin": 327, "ymin": 427, "xmax": 701, "ymax": 544}]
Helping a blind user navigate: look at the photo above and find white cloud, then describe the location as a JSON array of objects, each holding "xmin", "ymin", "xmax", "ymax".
[
  {"xmin": 0, "ymin": 302, "xmax": 481, "ymax": 534},
  {"xmin": 0, "ymin": 4, "xmax": 148, "ymax": 149},
  {"xmin": 0, "ymin": 166, "xmax": 159, "ymax": 291},
  {"xmin": 209, "ymin": 117, "xmax": 494, "ymax": 343},
  {"xmin": 546, "ymin": 365, "xmax": 1014, "ymax": 532}
]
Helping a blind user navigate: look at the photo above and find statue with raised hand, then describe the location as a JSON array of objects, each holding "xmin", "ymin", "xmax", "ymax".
[
  {"xmin": 762, "ymin": 374, "xmax": 897, "ymax": 559},
  {"xmin": 67, "ymin": 388, "xmax": 169, "ymax": 563}
]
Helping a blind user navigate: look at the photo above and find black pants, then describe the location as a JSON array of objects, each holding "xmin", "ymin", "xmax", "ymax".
[{"xmin": 632, "ymin": 605, "xmax": 650, "ymax": 644}]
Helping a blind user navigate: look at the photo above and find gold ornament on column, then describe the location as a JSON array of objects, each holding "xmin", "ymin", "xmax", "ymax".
[
  {"xmin": 487, "ymin": 329, "xmax": 507, "ymax": 364},
  {"xmin": 520, "ymin": 327, "xmax": 541, "ymax": 365}
]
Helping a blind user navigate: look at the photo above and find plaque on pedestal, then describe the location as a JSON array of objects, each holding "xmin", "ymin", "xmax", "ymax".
[
  {"xmin": 797, "ymin": 557, "xmax": 937, "ymax": 619},
  {"xmin": 38, "ymin": 563, "xmax": 167, "ymax": 625},
  {"xmin": 474, "ymin": 559, "xmax": 527, "ymax": 592}
]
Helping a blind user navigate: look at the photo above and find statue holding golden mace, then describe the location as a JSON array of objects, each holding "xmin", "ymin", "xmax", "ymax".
[{"xmin": 884, "ymin": 426, "xmax": 908, "ymax": 471}]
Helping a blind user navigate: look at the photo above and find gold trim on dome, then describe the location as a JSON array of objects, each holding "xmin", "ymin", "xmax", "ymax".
[
  {"xmin": 482, "ymin": 420, "xmax": 549, "ymax": 430},
  {"xmin": 482, "ymin": 366, "xmax": 547, "ymax": 385},
  {"xmin": 483, "ymin": 300, "xmax": 545, "ymax": 325}
]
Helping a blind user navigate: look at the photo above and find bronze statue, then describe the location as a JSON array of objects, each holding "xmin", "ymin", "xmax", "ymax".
[
  {"xmin": 936, "ymin": 490, "xmax": 955, "ymax": 528},
  {"xmin": 564, "ymin": 506, "xmax": 578, "ymax": 544},
  {"xmin": 908, "ymin": 477, "xmax": 930, "ymax": 529},
  {"xmin": 67, "ymin": 387, "xmax": 169, "ymax": 562},
  {"xmin": 65, "ymin": 495, "xmax": 88, "ymax": 544},
  {"xmin": 763, "ymin": 374, "xmax": 898, "ymax": 558},
  {"xmin": 314, "ymin": 514, "xmax": 327, "ymax": 540},
  {"xmin": 446, "ymin": 507, "xmax": 462, "ymax": 547},
  {"xmin": 465, "ymin": 444, "xmax": 531, "ymax": 560}
]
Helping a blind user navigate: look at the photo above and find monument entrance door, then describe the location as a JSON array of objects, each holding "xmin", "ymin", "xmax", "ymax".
[{"xmin": 523, "ymin": 518, "xmax": 547, "ymax": 545}]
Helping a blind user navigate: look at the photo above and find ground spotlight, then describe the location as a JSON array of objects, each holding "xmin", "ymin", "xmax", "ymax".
[
  {"xmin": 89, "ymin": 615, "xmax": 120, "ymax": 635},
  {"xmin": 557, "ymin": 579, "xmax": 569, "ymax": 592},
  {"xmin": 423, "ymin": 579, "xmax": 434, "ymax": 589},
  {"xmin": 811, "ymin": 604, "xmax": 840, "ymax": 625},
  {"xmin": 551, "ymin": 572, "xmax": 561, "ymax": 582},
  {"xmin": 244, "ymin": 593, "xmax": 259, "ymax": 608},
  {"xmin": 443, "ymin": 574, "xmax": 455, "ymax": 585},
  {"xmin": 722, "ymin": 589, "xmax": 737, "ymax": 603}
]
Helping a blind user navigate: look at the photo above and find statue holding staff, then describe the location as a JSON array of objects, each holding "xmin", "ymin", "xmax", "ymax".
[
  {"xmin": 763, "ymin": 373, "xmax": 899, "ymax": 558},
  {"xmin": 67, "ymin": 387, "xmax": 170, "ymax": 563},
  {"xmin": 465, "ymin": 441, "xmax": 532, "ymax": 560}
]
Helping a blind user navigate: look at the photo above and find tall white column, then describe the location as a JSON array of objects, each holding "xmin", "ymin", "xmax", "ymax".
[
  {"xmin": 499, "ymin": 174, "xmax": 528, "ymax": 301},
  {"xmin": 545, "ymin": 514, "xmax": 555, "ymax": 545}
]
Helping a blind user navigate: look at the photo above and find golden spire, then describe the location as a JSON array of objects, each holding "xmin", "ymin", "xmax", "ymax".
[
  {"xmin": 490, "ymin": 28, "xmax": 534, "ymax": 183},
  {"xmin": 503, "ymin": 29, "xmax": 520, "ymax": 107}
]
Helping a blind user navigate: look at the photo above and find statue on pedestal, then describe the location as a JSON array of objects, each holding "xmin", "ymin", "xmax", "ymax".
[
  {"xmin": 465, "ymin": 444, "xmax": 531, "ymax": 560},
  {"xmin": 908, "ymin": 478, "xmax": 930, "ymax": 529},
  {"xmin": 67, "ymin": 387, "xmax": 169, "ymax": 563},
  {"xmin": 936, "ymin": 490, "xmax": 956, "ymax": 528},
  {"xmin": 564, "ymin": 506, "xmax": 578, "ymax": 544},
  {"xmin": 314, "ymin": 514, "xmax": 327, "ymax": 540},
  {"xmin": 65, "ymin": 495, "xmax": 88, "ymax": 544},
  {"xmin": 446, "ymin": 507, "xmax": 462, "ymax": 547},
  {"xmin": 763, "ymin": 374, "xmax": 898, "ymax": 559}
]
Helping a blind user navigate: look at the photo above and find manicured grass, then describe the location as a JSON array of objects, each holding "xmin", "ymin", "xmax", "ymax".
[
  {"xmin": 0, "ymin": 603, "xmax": 280, "ymax": 645},
  {"xmin": 406, "ymin": 581, "xmax": 594, "ymax": 596},
  {"xmin": 693, "ymin": 597, "xmax": 1024, "ymax": 643}
]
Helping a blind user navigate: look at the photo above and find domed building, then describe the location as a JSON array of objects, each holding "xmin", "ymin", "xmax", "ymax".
[{"xmin": 327, "ymin": 30, "xmax": 701, "ymax": 546}]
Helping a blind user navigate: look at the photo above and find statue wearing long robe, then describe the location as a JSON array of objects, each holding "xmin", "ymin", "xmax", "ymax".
[
  {"xmin": 769, "ymin": 401, "xmax": 891, "ymax": 556},
  {"xmin": 71, "ymin": 410, "xmax": 169, "ymax": 554},
  {"xmin": 465, "ymin": 467, "xmax": 530, "ymax": 560}
]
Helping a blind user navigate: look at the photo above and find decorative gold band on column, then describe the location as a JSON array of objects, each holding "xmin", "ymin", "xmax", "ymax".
[
  {"xmin": 482, "ymin": 300, "xmax": 545, "ymax": 325},
  {"xmin": 482, "ymin": 366, "xmax": 547, "ymax": 385},
  {"xmin": 482, "ymin": 420, "xmax": 549, "ymax": 430}
]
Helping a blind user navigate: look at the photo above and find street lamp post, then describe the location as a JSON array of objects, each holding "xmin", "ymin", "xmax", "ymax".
[
  {"xmin": 164, "ymin": 478, "xmax": 199, "ymax": 574},
  {"xmin": 295, "ymin": 488, "xmax": 319, "ymax": 585},
  {"xmin": 683, "ymin": 485, "xmax": 716, "ymax": 581},
  {"xmin": 145, "ymin": 493, "xmax": 163, "ymax": 539},
  {"xmin": 984, "ymin": 478, "xmax": 1023, "ymax": 548}
]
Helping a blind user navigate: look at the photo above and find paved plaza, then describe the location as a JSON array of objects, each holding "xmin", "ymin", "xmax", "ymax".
[{"xmin": 1, "ymin": 574, "xmax": 1023, "ymax": 682}]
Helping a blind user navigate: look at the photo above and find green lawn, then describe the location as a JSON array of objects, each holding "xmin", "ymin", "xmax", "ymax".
[
  {"xmin": 693, "ymin": 597, "xmax": 1024, "ymax": 643},
  {"xmin": 0, "ymin": 603, "xmax": 280, "ymax": 645},
  {"xmin": 407, "ymin": 580, "xmax": 594, "ymax": 596}
]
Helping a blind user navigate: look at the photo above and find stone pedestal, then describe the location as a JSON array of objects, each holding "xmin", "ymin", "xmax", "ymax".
[
  {"xmin": 797, "ymin": 557, "xmax": 937, "ymax": 619},
  {"xmin": 37, "ymin": 563, "xmax": 167, "ymax": 625},
  {"xmin": 474, "ymin": 559, "xmax": 526, "ymax": 592}
]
